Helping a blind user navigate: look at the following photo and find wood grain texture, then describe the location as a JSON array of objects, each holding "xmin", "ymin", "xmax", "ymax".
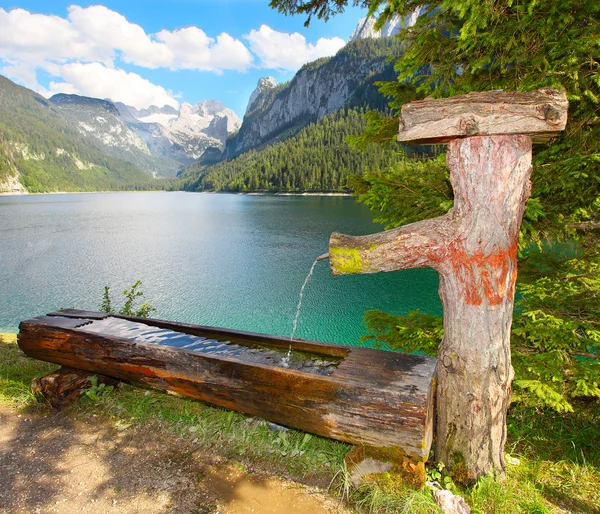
[
  {"xmin": 18, "ymin": 311, "xmax": 436, "ymax": 464},
  {"xmin": 397, "ymin": 88, "xmax": 568, "ymax": 144}
]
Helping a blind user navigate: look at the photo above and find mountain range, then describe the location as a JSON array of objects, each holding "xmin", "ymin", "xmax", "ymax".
[
  {"xmin": 0, "ymin": 15, "xmax": 407, "ymax": 194},
  {"xmin": 51, "ymin": 95, "xmax": 241, "ymax": 175},
  {"xmin": 0, "ymin": 74, "xmax": 155, "ymax": 193}
]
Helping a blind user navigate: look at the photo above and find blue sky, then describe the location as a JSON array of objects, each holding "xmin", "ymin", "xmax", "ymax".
[{"xmin": 0, "ymin": 1, "xmax": 368, "ymax": 116}]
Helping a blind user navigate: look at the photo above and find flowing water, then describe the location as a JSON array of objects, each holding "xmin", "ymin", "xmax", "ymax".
[{"xmin": 282, "ymin": 257, "xmax": 320, "ymax": 368}]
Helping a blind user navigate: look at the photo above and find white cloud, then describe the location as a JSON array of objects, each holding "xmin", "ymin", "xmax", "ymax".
[
  {"xmin": 49, "ymin": 63, "xmax": 179, "ymax": 110},
  {"xmin": 66, "ymin": 5, "xmax": 173, "ymax": 68},
  {"xmin": 0, "ymin": 6, "xmax": 253, "ymax": 72},
  {"xmin": 0, "ymin": 9, "xmax": 85, "ymax": 64},
  {"xmin": 0, "ymin": 6, "xmax": 348, "ymax": 109},
  {"xmin": 156, "ymin": 27, "xmax": 253, "ymax": 71},
  {"xmin": 0, "ymin": 5, "xmax": 257, "ymax": 108},
  {"xmin": 0, "ymin": 62, "xmax": 41, "ymax": 92},
  {"xmin": 245, "ymin": 25, "xmax": 345, "ymax": 70}
]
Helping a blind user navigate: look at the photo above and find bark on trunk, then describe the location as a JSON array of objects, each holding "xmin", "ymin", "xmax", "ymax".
[
  {"xmin": 328, "ymin": 135, "xmax": 533, "ymax": 481},
  {"xmin": 434, "ymin": 135, "xmax": 531, "ymax": 481}
]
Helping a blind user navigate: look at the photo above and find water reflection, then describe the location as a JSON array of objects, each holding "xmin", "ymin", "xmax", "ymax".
[{"xmin": 79, "ymin": 317, "xmax": 340, "ymax": 376}]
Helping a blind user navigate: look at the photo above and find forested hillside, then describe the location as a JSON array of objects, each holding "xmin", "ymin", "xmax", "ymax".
[
  {"xmin": 177, "ymin": 108, "xmax": 405, "ymax": 192},
  {"xmin": 0, "ymin": 75, "xmax": 162, "ymax": 193},
  {"xmin": 225, "ymin": 36, "xmax": 404, "ymax": 158}
]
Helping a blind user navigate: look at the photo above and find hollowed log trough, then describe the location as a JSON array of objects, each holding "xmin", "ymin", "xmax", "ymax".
[{"xmin": 18, "ymin": 309, "xmax": 436, "ymax": 483}]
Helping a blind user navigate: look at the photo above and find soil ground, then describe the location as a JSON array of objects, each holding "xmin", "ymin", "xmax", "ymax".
[{"xmin": 0, "ymin": 405, "xmax": 351, "ymax": 514}]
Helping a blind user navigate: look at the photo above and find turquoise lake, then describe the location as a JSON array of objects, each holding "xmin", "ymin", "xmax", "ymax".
[{"xmin": 0, "ymin": 192, "xmax": 442, "ymax": 345}]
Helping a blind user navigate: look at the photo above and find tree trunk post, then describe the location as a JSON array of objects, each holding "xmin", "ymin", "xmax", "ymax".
[
  {"xmin": 327, "ymin": 89, "xmax": 568, "ymax": 481},
  {"xmin": 434, "ymin": 135, "xmax": 530, "ymax": 480}
]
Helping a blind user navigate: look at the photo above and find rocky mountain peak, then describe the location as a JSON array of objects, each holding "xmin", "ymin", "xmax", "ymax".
[
  {"xmin": 117, "ymin": 99, "xmax": 242, "ymax": 164},
  {"xmin": 196, "ymin": 100, "xmax": 228, "ymax": 117},
  {"xmin": 348, "ymin": 7, "xmax": 424, "ymax": 41},
  {"xmin": 245, "ymin": 77, "xmax": 277, "ymax": 115},
  {"xmin": 138, "ymin": 104, "xmax": 178, "ymax": 117},
  {"xmin": 48, "ymin": 90, "xmax": 241, "ymax": 170}
]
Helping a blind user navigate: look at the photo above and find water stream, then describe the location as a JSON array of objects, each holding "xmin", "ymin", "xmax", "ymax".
[{"xmin": 282, "ymin": 257, "xmax": 320, "ymax": 368}]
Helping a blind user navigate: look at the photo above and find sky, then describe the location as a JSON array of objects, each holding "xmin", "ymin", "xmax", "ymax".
[{"xmin": 0, "ymin": 0, "xmax": 369, "ymax": 116}]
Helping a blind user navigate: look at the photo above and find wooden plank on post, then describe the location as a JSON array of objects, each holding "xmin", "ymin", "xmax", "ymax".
[{"xmin": 397, "ymin": 88, "xmax": 568, "ymax": 144}]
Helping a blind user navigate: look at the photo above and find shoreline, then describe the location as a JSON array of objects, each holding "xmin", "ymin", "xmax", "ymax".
[
  {"xmin": 0, "ymin": 190, "xmax": 173, "ymax": 197},
  {"xmin": 1, "ymin": 190, "xmax": 353, "ymax": 198}
]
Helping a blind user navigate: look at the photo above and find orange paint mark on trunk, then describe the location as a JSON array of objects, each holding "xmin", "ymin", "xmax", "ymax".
[{"xmin": 442, "ymin": 241, "xmax": 518, "ymax": 306}]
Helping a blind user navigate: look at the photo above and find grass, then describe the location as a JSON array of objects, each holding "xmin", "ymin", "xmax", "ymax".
[
  {"xmin": 1, "ymin": 334, "xmax": 599, "ymax": 513},
  {"xmin": 77, "ymin": 383, "xmax": 351, "ymax": 480},
  {"xmin": 0, "ymin": 333, "xmax": 58, "ymax": 407}
]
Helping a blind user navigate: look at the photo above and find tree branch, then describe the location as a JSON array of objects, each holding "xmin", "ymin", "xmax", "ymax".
[
  {"xmin": 328, "ymin": 212, "xmax": 457, "ymax": 275},
  {"xmin": 566, "ymin": 221, "xmax": 600, "ymax": 232}
]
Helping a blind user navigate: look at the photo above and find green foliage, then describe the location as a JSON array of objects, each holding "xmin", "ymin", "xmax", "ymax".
[
  {"xmin": 347, "ymin": 154, "xmax": 451, "ymax": 229},
  {"xmin": 270, "ymin": 0, "xmax": 371, "ymax": 26},
  {"xmin": 178, "ymin": 108, "xmax": 406, "ymax": 192},
  {"xmin": 346, "ymin": 111, "xmax": 400, "ymax": 151},
  {"xmin": 100, "ymin": 280, "xmax": 155, "ymax": 318},
  {"xmin": 0, "ymin": 334, "xmax": 58, "ymax": 407},
  {"xmin": 377, "ymin": 0, "xmax": 599, "ymax": 238},
  {"xmin": 511, "ymin": 252, "xmax": 600, "ymax": 411},
  {"xmin": 362, "ymin": 310, "xmax": 443, "ymax": 356},
  {"xmin": 81, "ymin": 375, "xmax": 115, "ymax": 402},
  {"xmin": 427, "ymin": 462, "xmax": 459, "ymax": 494},
  {"xmin": 101, "ymin": 286, "xmax": 112, "ymax": 314}
]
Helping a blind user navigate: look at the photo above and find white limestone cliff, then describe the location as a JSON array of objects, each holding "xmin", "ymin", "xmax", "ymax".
[
  {"xmin": 246, "ymin": 77, "xmax": 277, "ymax": 115},
  {"xmin": 348, "ymin": 7, "xmax": 425, "ymax": 41}
]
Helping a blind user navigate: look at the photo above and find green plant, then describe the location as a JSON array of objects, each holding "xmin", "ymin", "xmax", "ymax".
[
  {"xmin": 101, "ymin": 285, "xmax": 112, "ymax": 314},
  {"xmin": 426, "ymin": 462, "xmax": 458, "ymax": 493},
  {"xmin": 81, "ymin": 375, "xmax": 114, "ymax": 402},
  {"xmin": 100, "ymin": 280, "xmax": 156, "ymax": 318}
]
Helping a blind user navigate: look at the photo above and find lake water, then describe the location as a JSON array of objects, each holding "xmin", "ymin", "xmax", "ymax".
[{"xmin": 0, "ymin": 192, "xmax": 442, "ymax": 346}]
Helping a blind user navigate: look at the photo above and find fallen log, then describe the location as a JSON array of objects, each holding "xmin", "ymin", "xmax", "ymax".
[{"xmin": 18, "ymin": 310, "xmax": 436, "ymax": 484}]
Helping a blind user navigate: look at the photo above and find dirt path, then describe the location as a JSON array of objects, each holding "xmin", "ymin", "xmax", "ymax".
[{"xmin": 0, "ymin": 406, "xmax": 351, "ymax": 514}]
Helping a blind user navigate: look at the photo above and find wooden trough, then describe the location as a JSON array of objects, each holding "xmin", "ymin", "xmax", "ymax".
[{"xmin": 19, "ymin": 309, "xmax": 436, "ymax": 483}]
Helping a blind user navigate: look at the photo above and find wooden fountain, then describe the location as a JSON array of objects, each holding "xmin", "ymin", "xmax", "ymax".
[
  {"xmin": 18, "ymin": 87, "xmax": 568, "ymax": 485},
  {"xmin": 327, "ymin": 87, "xmax": 568, "ymax": 479}
]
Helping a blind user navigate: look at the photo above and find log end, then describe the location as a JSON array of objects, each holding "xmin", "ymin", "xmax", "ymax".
[{"xmin": 32, "ymin": 367, "xmax": 119, "ymax": 409}]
